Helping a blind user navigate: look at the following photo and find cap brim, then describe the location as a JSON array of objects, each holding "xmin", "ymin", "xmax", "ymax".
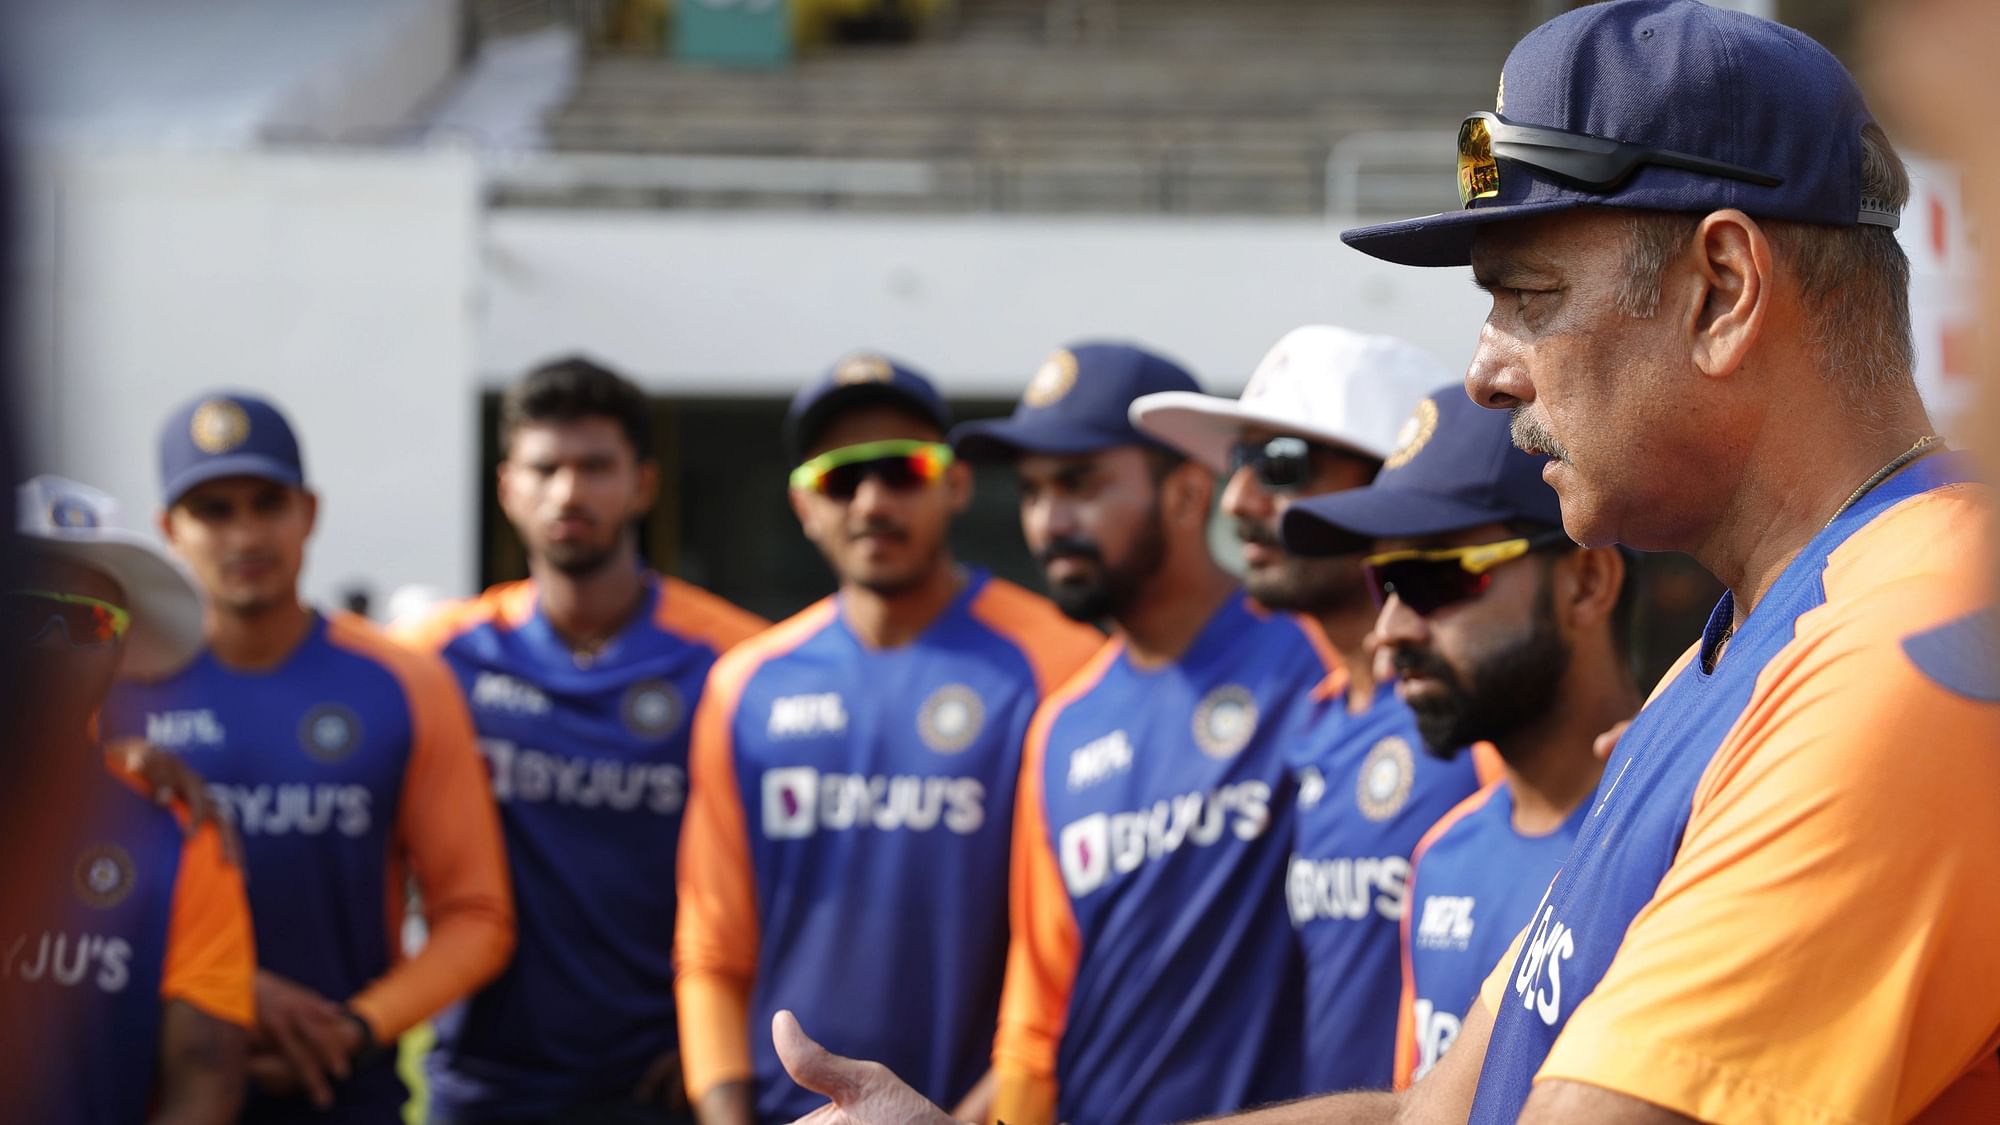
[
  {"xmin": 1341, "ymin": 199, "xmax": 1586, "ymax": 267},
  {"xmin": 164, "ymin": 454, "xmax": 304, "ymax": 506},
  {"xmin": 30, "ymin": 534, "xmax": 205, "ymax": 681},
  {"xmin": 950, "ymin": 417, "xmax": 1139, "ymax": 462},
  {"xmin": 1129, "ymin": 391, "xmax": 1385, "ymax": 473},
  {"xmin": 1281, "ymin": 487, "xmax": 1522, "ymax": 557}
]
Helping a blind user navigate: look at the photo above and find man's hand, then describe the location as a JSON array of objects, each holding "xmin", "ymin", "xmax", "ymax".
[
  {"xmin": 1593, "ymin": 719, "xmax": 1632, "ymax": 762},
  {"xmin": 249, "ymin": 972, "xmax": 362, "ymax": 1110},
  {"xmin": 634, "ymin": 1047, "xmax": 691, "ymax": 1112},
  {"xmin": 773, "ymin": 1010, "xmax": 961, "ymax": 1125},
  {"xmin": 106, "ymin": 739, "xmax": 243, "ymax": 866}
]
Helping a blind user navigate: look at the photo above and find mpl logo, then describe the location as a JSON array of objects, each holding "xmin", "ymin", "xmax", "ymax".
[
  {"xmin": 1415, "ymin": 894, "xmax": 1477, "ymax": 951},
  {"xmin": 761, "ymin": 767, "xmax": 985, "ymax": 839},
  {"xmin": 144, "ymin": 709, "xmax": 226, "ymax": 749},
  {"xmin": 1056, "ymin": 781, "xmax": 1272, "ymax": 898},
  {"xmin": 472, "ymin": 672, "xmax": 550, "ymax": 716},
  {"xmin": 768, "ymin": 694, "xmax": 848, "ymax": 739},
  {"xmin": 1065, "ymin": 729, "xmax": 1133, "ymax": 790}
]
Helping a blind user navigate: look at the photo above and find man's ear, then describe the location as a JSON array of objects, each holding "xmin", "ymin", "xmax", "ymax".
[
  {"xmin": 1165, "ymin": 462, "xmax": 1216, "ymax": 528},
  {"xmin": 786, "ymin": 487, "xmax": 816, "ymax": 535},
  {"xmin": 300, "ymin": 490, "xmax": 320, "ymax": 539},
  {"xmin": 1562, "ymin": 546, "xmax": 1626, "ymax": 632},
  {"xmin": 633, "ymin": 460, "xmax": 662, "ymax": 517},
  {"xmin": 1687, "ymin": 209, "xmax": 1772, "ymax": 381},
  {"xmin": 945, "ymin": 460, "xmax": 974, "ymax": 516},
  {"xmin": 156, "ymin": 508, "xmax": 176, "ymax": 546}
]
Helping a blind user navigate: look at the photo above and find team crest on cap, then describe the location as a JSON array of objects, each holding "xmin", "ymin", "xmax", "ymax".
[
  {"xmin": 622, "ymin": 679, "xmax": 685, "ymax": 739},
  {"xmin": 298, "ymin": 703, "xmax": 363, "ymax": 764},
  {"xmin": 1356, "ymin": 736, "xmax": 1415, "ymax": 821},
  {"xmin": 835, "ymin": 355, "xmax": 895, "ymax": 386},
  {"xmin": 189, "ymin": 400, "xmax": 250, "ymax": 454},
  {"xmin": 50, "ymin": 497, "xmax": 99, "ymax": 530},
  {"xmin": 74, "ymin": 843, "xmax": 136, "ymax": 910},
  {"xmin": 1192, "ymin": 684, "xmax": 1259, "ymax": 760},
  {"xmin": 917, "ymin": 683, "xmax": 986, "ymax": 754},
  {"xmin": 1384, "ymin": 399, "xmax": 1439, "ymax": 470},
  {"xmin": 1496, "ymin": 72, "xmax": 1506, "ymax": 114},
  {"xmin": 1023, "ymin": 350, "xmax": 1079, "ymax": 408}
]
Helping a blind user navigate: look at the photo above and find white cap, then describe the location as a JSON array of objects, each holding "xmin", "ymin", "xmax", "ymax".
[
  {"xmin": 1129, "ymin": 325, "xmax": 1455, "ymax": 472},
  {"xmin": 15, "ymin": 475, "xmax": 205, "ymax": 681}
]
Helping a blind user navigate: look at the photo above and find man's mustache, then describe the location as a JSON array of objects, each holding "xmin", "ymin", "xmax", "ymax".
[
  {"xmin": 1391, "ymin": 644, "xmax": 1458, "ymax": 688},
  {"xmin": 1036, "ymin": 537, "xmax": 1103, "ymax": 568},
  {"xmin": 1233, "ymin": 517, "xmax": 1281, "ymax": 551},
  {"xmin": 1510, "ymin": 407, "xmax": 1568, "ymax": 462},
  {"xmin": 847, "ymin": 519, "xmax": 908, "ymax": 542}
]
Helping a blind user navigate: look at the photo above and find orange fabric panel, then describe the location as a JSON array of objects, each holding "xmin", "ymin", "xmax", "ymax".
[
  {"xmin": 1467, "ymin": 743, "xmax": 1503, "ymax": 787},
  {"xmin": 675, "ymin": 600, "xmax": 839, "ymax": 1100},
  {"xmin": 965, "ymin": 578, "xmax": 1105, "ymax": 697},
  {"xmin": 324, "ymin": 614, "xmax": 515, "ymax": 1041},
  {"xmin": 1538, "ymin": 489, "xmax": 2000, "ymax": 1124},
  {"xmin": 990, "ymin": 643, "xmax": 1123, "ymax": 1125},
  {"xmin": 159, "ymin": 821, "xmax": 256, "ymax": 1029},
  {"xmin": 654, "ymin": 577, "xmax": 770, "ymax": 655},
  {"xmin": 390, "ymin": 580, "xmax": 536, "ymax": 652},
  {"xmin": 1478, "ymin": 926, "xmax": 1527, "ymax": 1016},
  {"xmin": 1393, "ymin": 783, "xmax": 1502, "ymax": 1090}
]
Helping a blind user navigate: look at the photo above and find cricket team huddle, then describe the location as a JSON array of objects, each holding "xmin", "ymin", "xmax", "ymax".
[{"xmin": 11, "ymin": 3, "xmax": 2000, "ymax": 1125}]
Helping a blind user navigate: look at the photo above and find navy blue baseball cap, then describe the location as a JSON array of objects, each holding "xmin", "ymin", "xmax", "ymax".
[
  {"xmin": 1281, "ymin": 388, "xmax": 1563, "ymax": 556},
  {"xmin": 952, "ymin": 343, "xmax": 1202, "ymax": 461},
  {"xmin": 785, "ymin": 352, "xmax": 953, "ymax": 458},
  {"xmin": 159, "ymin": 392, "xmax": 308, "ymax": 507},
  {"xmin": 1344, "ymin": 0, "xmax": 1898, "ymax": 268}
]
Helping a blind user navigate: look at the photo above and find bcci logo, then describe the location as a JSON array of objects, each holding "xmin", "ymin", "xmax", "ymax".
[
  {"xmin": 1023, "ymin": 350, "xmax": 1079, "ymax": 407},
  {"xmin": 917, "ymin": 684, "xmax": 985, "ymax": 754},
  {"xmin": 621, "ymin": 679, "xmax": 685, "ymax": 739},
  {"xmin": 298, "ymin": 703, "xmax": 363, "ymax": 764},
  {"xmin": 1384, "ymin": 399, "xmax": 1439, "ymax": 471},
  {"xmin": 834, "ymin": 354, "xmax": 894, "ymax": 386},
  {"xmin": 1192, "ymin": 684, "xmax": 1258, "ymax": 760},
  {"xmin": 49, "ymin": 497, "xmax": 99, "ymax": 530},
  {"xmin": 74, "ymin": 843, "xmax": 136, "ymax": 909},
  {"xmin": 1356, "ymin": 736, "xmax": 1416, "ymax": 821},
  {"xmin": 189, "ymin": 400, "xmax": 251, "ymax": 454}
]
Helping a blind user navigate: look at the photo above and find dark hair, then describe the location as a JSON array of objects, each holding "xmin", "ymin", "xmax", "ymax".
[
  {"xmin": 1510, "ymin": 520, "xmax": 1637, "ymax": 662},
  {"xmin": 501, "ymin": 356, "xmax": 653, "ymax": 460}
]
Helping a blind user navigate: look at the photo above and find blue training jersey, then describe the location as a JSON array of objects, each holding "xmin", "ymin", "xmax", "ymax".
[
  {"xmin": 401, "ymin": 574, "xmax": 766, "ymax": 1118},
  {"xmin": 995, "ymin": 594, "xmax": 1333, "ymax": 1125},
  {"xmin": 1286, "ymin": 679, "xmax": 1486, "ymax": 1093}
]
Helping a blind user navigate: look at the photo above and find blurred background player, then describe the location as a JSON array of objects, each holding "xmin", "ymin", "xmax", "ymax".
[
  {"xmin": 102, "ymin": 393, "xmax": 515, "ymax": 1123},
  {"xmin": 674, "ymin": 354, "xmax": 1099, "ymax": 1125},
  {"xmin": 2, "ymin": 475, "xmax": 255, "ymax": 1125},
  {"xmin": 955, "ymin": 343, "xmax": 1331, "ymax": 1125},
  {"xmin": 397, "ymin": 358, "xmax": 768, "ymax": 1123},
  {"xmin": 1130, "ymin": 327, "xmax": 1493, "ymax": 1094},
  {"xmin": 1283, "ymin": 390, "xmax": 1636, "ymax": 1087}
]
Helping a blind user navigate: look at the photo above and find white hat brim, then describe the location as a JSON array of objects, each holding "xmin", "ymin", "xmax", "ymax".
[
  {"xmin": 31, "ymin": 532, "xmax": 205, "ymax": 682},
  {"xmin": 1129, "ymin": 391, "xmax": 1386, "ymax": 474}
]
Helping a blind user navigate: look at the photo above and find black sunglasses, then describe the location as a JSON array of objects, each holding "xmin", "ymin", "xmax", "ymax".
[
  {"xmin": 1227, "ymin": 436, "xmax": 1315, "ymax": 494},
  {"xmin": 1459, "ymin": 111, "xmax": 1789, "ymax": 206}
]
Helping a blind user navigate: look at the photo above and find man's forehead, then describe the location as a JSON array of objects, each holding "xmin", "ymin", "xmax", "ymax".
[
  {"xmin": 177, "ymin": 476, "xmax": 299, "ymax": 504},
  {"xmin": 1016, "ymin": 445, "xmax": 1134, "ymax": 478},
  {"xmin": 509, "ymin": 416, "xmax": 635, "ymax": 458},
  {"xmin": 1468, "ymin": 210, "xmax": 1623, "ymax": 281}
]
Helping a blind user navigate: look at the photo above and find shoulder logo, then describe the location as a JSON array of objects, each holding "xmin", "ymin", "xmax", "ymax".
[
  {"xmin": 1384, "ymin": 399, "xmax": 1438, "ymax": 471},
  {"xmin": 74, "ymin": 843, "xmax": 136, "ymax": 909},
  {"xmin": 189, "ymin": 399, "xmax": 250, "ymax": 454},
  {"xmin": 1192, "ymin": 684, "xmax": 1259, "ymax": 760},
  {"xmin": 1067, "ymin": 729, "xmax": 1134, "ymax": 790},
  {"xmin": 1023, "ymin": 350, "xmax": 1079, "ymax": 408},
  {"xmin": 622, "ymin": 678, "xmax": 686, "ymax": 739},
  {"xmin": 769, "ymin": 693, "xmax": 849, "ymax": 739},
  {"xmin": 835, "ymin": 354, "xmax": 894, "ymax": 386},
  {"xmin": 917, "ymin": 683, "xmax": 985, "ymax": 754},
  {"xmin": 472, "ymin": 672, "xmax": 551, "ymax": 716},
  {"xmin": 298, "ymin": 703, "xmax": 363, "ymax": 764},
  {"xmin": 1356, "ymin": 736, "xmax": 1415, "ymax": 820}
]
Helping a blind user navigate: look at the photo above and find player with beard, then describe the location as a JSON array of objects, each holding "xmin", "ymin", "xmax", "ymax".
[
  {"xmin": 1283, "ymin": 388, "xmax": 1638, "ymax": 1088},
  {"xmin": 395, "ymin": 359, "xmax": 768, "ymax": 1123},
  {"xmin": 1131, "ymin": 327, "xmax": 1495, "ymax": 1094},
  {"xmin": 953, "ymin": 343, "xmax": 1336, "ymax": 1125},
  {"xmin": 674, "ymin": 355, "xmax": 1099, "ymax": 1125}
]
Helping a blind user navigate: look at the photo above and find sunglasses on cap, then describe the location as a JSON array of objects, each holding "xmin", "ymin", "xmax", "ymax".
[
  {"xmin": 789, "ymin": 439, "xmax": 955, "ymax": 501},
  {"xmin": 1228, "ymin": 435, "xmax": 1316, "ymax": 494},
  {"xmin": 1362, "ymin": 529, "xmax": 1572, "ymax": 616},
  {"xmin": 1457, "ymin": 111, "xmax": 1789, "ymax": 210},
  {"xmin": 4, "ymin": 590, "xmax": 132, "ymax": 648}
]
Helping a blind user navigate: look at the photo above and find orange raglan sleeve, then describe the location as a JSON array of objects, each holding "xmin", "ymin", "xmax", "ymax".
[
  {"xmin": 657, "ymin": 577, "xmax": 770, "ymax": 657},
  {"xmin": 338, "ymin": 620, "xmax": 515, "ymax": 1041},
  {"xmin": 968, "ymin": 579, "xmax": 1105, "ymax": 700},
  {"xmin": 675, "ymin": 641, "xmax": 765, "ymax": 1101},
  {"xmin": 1534, "ymin": 589, "xmax": 2000, "ymax": 1122},
  {"xmin": 991, "ymin": 648, "xmax": 1117, "ymax": 1125},
  {"xmin": 160, "ymin": 820, "xmax": 256, "ymax": 1029}
]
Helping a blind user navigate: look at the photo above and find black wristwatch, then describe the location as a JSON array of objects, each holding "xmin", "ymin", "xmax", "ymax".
[{"xmin": 340, "ymin": 1006, "xmax": 382, "ymax": 1065}]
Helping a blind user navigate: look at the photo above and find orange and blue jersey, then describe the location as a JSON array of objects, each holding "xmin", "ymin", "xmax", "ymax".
[
  {"xmin": 396, "ymin": 574, "xmax": 766, "ymax": 1119},
  {"xmin": 103, "ymin": 612, "xmax": 514, "ymax": 1124},
  {"xmin": 676, "ymin": 569, "xmax": 1101, "ymax": 1124},
  {"xmin": 1472, "ymin": 454, "xmax": 2000, "ymax": 1123},
  {"xmin": 992, "ymin": 593, "xmax": 1333, "ymax": 1125},
  {"xmin": 1284, "ymin": 679, "xmax": 1488, "ymax": 1094},
  {"xmin": 1392, "ymin": 780, "xmax": 1584, "ymax": 1089},
  {"xmin": 3, "ymin": 762, "xmax": 254, "ymax": 1125}
]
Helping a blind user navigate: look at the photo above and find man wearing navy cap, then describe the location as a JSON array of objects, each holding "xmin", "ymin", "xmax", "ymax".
[
  {"xmin": 674, "ymin": 354, "xmax": 1099, "ymax": 1125},
  {"xmin": 956, "ymin": 342, "xmax": 1334, "ymax": 1125},
  {"xmin": 1130, "ymin": 327, "xmax": 1495, "ymax": 1095},
  {"xmin": 760, "ymin": 3, "xmax": 2000, "ymax": 1124},
  {"xmin": 1283, "ymin": 389, "xmax": 1636, "ymax": 1091},
  {"xmin": 102, "ymin": 392, "xmax": 516, "ymax": 1123}
]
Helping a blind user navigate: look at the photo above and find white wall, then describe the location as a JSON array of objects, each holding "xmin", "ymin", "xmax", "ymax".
[{"xmin": 19, "ymin": 146, "xmax": 481, "ymax": 606}]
